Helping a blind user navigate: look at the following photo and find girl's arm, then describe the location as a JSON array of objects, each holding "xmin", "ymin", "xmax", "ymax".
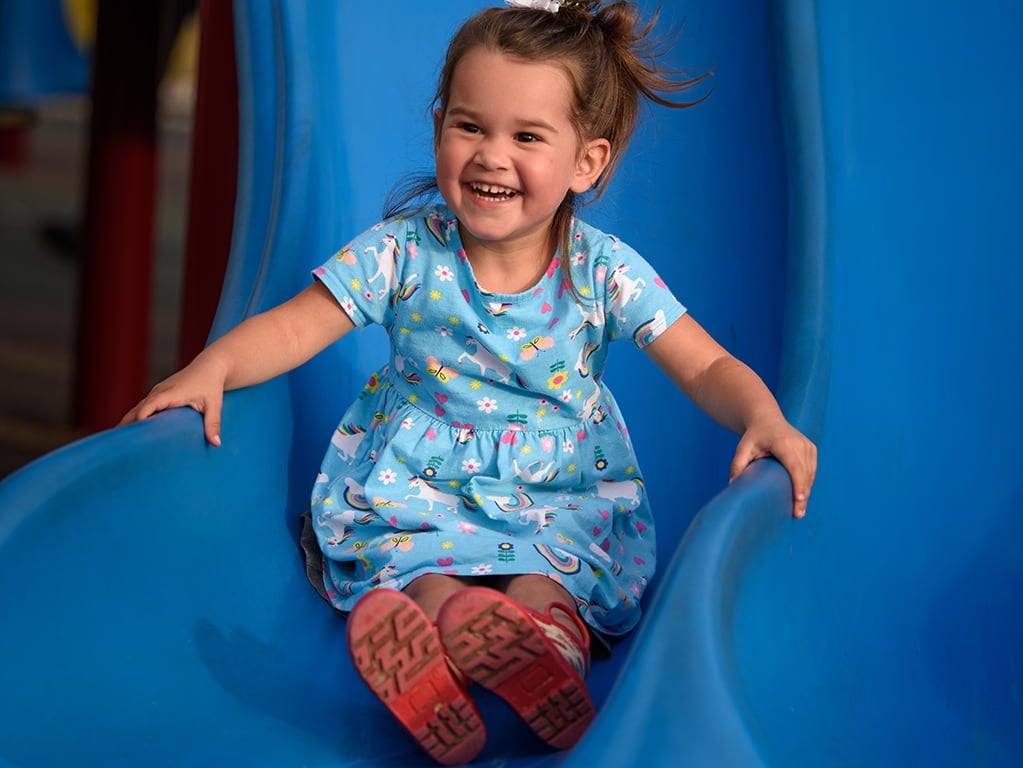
[
  {"xmin": 120, "ymin": 281, "xmax": 355, "ymax": 446},
  {"xmin": 644, "ymin": 314, "xmax": 817, "ymax": 518}
]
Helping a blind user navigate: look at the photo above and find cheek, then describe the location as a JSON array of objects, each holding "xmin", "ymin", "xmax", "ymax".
[{"xmin": 434, "ymin": 143, "xmax": 460, "ymax": 182}]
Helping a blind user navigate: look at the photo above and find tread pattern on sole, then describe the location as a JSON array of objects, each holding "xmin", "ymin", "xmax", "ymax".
[
  {"xmin": 349, "ymin": 591, "xmax": 485, "ymax": 765},
  {"xmin": 439, "ymin": 592, "xmax": 595, "ymax": 749}
]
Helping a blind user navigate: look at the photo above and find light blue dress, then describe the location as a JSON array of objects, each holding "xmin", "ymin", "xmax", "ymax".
[{"xmin": 309, "ymin": 205, "xmax": 686, "ymax": 636}]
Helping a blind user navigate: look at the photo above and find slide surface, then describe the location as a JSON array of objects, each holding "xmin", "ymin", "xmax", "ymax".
[{"xmin": 1, "ymin": 1, "xmax": 1020, "ymax": 766}]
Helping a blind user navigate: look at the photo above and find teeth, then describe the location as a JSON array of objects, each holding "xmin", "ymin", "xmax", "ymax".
[{"xmin": 472, "ymin": 183, "xmax": 516, "ymax": 198}]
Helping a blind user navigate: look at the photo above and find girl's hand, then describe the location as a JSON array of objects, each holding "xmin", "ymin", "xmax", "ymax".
[
  {"xmin": 118, "ymin": 283, "xmax": 357, "ymax": 447},
  {"xmin": 118, "ymin": 355, "xmax": 228, "ymax": 447},
  {"xmin": 730, "ymin": 418, "xmax": 817, "ymax": 519}
]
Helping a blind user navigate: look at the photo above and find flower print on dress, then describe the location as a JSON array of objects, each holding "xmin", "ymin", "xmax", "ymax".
[
  {"xmin": 497, "ymin": 541, "xmax": 516, "ymax": 564},
  {"xmin": 378, "ymin": 468, "xmax": 398, "ymax": 484},
  {"xmin": 435, "ymin": 264, "xmax": 455, "ymax": 282},
  {"xmin": 477, "ymin": 397, "xmax": 499, "ymax": 414},
  {"xmin": 546, "ymin": 369, "xmax": 570, "ymax": 390},
  {"xmin": 507, "ymin": 326, "xmax": 528, "ymax": 342}
]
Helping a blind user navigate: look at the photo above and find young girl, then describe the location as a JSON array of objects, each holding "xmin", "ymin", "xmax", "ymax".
[{"xmin": 122, "ymin": 0, "xmax": 816, "ymax": 763}]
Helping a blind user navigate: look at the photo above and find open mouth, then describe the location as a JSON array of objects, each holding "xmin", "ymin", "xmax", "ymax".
[{"xmin": 470, "ymin": 182, "xmax": 518, "ymax": 202}]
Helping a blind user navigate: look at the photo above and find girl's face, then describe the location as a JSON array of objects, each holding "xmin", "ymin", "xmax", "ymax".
[{"xmin": 434, "ymin": 47, "xmax": 609, "ymax": 258}]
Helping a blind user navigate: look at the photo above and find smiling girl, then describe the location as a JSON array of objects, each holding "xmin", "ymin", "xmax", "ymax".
[{"xmin": 121, "ymin": 1, "xmax": 816, "ymax": 763}]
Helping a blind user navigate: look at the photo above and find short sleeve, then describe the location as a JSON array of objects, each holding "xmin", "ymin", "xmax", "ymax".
[
  {"xmin": 590, "ymin": 234, "xmax": 687, "ymax": 349},
  {"xmin": 313, "ymin": 218, "xmax": 412, "ymax": 329}
]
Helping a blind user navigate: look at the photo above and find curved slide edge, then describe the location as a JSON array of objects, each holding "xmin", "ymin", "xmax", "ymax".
[
  {"xmin": 566, "ymin": 460, "xmax": 794, "ymax": 768},
  {"xmin": 569, "ymin": 1, "xmax": 829, "ymax": 764}
]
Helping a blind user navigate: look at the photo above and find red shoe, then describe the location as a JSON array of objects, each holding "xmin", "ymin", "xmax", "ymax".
[
  {"xmin": 347, "ymin": 588, "xmax": 486, "ymax": 765},
  {"xmin": 437, "ymin": 587, "xmax": 595, "ymax": 750}
]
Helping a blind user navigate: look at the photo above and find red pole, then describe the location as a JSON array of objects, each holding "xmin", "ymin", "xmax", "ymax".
[
  {"xmin": 0, "ymin": 111, "xmax": 33, "ymax": 170},
  {"xmin": 74, "ymin": 0, "xmax": 160, "ymax": 431},
  {"xmin": 177, "ymin": 0, "xmax": 238, "ymax": 368}
]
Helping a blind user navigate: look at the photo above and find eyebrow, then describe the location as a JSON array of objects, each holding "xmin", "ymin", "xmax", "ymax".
[{"xmin": 445, "ymin": 106, "xmax": 559, "ymax": 134}]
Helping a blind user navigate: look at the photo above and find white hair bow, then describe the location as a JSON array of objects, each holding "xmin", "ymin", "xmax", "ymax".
[{"xmin": 505, "ymin": 0, "xmax": 564, "ymax": 12}]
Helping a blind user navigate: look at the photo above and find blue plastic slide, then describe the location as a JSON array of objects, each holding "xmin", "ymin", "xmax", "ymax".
[
  {"xmin": 1, "ymin": 1, "xmax": 1020, "ymax": 766},
  {"xmin": 0, "ymin": 0, "xmax": 90, "ymax": 104}
]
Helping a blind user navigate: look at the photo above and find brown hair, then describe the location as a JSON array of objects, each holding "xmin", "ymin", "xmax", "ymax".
[{"xmin": 386, "ymin": 1, "xmax": 711, "ymax": 290}]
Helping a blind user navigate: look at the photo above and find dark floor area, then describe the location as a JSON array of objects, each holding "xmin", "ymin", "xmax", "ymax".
[{"xmin": 0, "ymin": 95, "xmax": 191, "ymax": 479}]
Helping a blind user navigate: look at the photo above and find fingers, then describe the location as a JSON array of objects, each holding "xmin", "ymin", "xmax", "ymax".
[
  {"xmin": 202, "ymin": 392, "xmax": 223, "ymax": 447},
  {"xmin": 787, "ymin": 443, "xmax": 817, "ymax": 520},
  {"xmin": 729, "ymin": 434, "xmax": 765, "ymax": 483},
  {"xmin": 792, "ymin": 484, "xmax": 810, "ymax": 519},
  {"xmin": 117, "ymin": 389, "xmax": 224, "ymax": 447},
  {"xmin": 730, "ymin": 430, "xmax": 818, "ymax": 520}
]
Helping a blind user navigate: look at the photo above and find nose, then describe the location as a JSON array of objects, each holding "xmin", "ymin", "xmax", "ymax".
[{"xmin": 473, "ymin": 136, "xmax": 510, "ymax": 171}]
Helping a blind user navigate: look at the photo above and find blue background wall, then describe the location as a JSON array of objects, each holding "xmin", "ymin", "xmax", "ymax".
[{"xmin": 727, "ymin": 1, "xmax": 1023, "ymax": 765}]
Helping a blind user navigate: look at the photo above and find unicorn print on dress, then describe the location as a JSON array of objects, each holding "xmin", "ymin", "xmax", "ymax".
[
  {"xmin": 316, "ymin": 507, "xmax": 382, "ymax": 545},
  {"xmin": 364, "ymin": 233, "xmax": 400, "ymax": 299},
  {"xmin": 391, "ymin": 273, "xmax": 421, "ymax": 308},
  {"xmin": 519, "ymin": 506, "xmax": 559, "ymax": 534},
  {"xmin": 332, "ymin": 424, "xmax": 367, "ymax": 460},
  {"xmin": 457, "ymin": 336, "xmax": 513, "ymax": 383},
  {"xmin": 316, "ymin": 509, "xmax": 354, "ymax": 547},
  {"xmin": 568, "ymin": 299, "xmax": 607, "ymax": 340},
  {"xmin": 578, "ymin": 382, "xmax": 604, "ymax": 421},
  {"xmin": 367, "ymin": 564, "xmax": 403, "ymax": 590},
  {"xmin": 405, "ymin": 476, "xmax": 462, "ymax": 513},
  {"xmin": 512, "ymin": 457, "xmax": 559, "ymax": 484},
  {"xmin": 607, "ymin": 264, "xmax": 647, "ymax": 324},
  {"xmin": 593, "ymin": 478, "xmax": 644, "ymax": 508}
]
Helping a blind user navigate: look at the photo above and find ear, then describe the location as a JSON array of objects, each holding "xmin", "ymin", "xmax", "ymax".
[{"xmin": 570, "ymin": 137, "xmax": 612, "ymax": 193}]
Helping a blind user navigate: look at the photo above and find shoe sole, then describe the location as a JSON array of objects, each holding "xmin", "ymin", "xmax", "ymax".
[
  {"xmin": 437, "ymin": 587, "xmax": 595, "ymax": 750},
  {"xmin": 347, "ymin": 589, "xmax": 486, "ymax": 765}
]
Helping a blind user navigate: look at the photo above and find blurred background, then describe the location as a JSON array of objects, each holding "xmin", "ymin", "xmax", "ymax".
[{"xmin": 0, "ymin": 0, "xmax": 206, "ymax": 477}]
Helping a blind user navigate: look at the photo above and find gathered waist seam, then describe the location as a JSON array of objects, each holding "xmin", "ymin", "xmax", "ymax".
[{"xmin": 381, "ymin": 378, "xmax": 597, "ymax": 434}]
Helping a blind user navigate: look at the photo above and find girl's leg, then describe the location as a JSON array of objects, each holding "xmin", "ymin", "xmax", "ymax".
[{"xmin": 403, "ymin": 573, "xmax": 474, "ymax": 620}]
